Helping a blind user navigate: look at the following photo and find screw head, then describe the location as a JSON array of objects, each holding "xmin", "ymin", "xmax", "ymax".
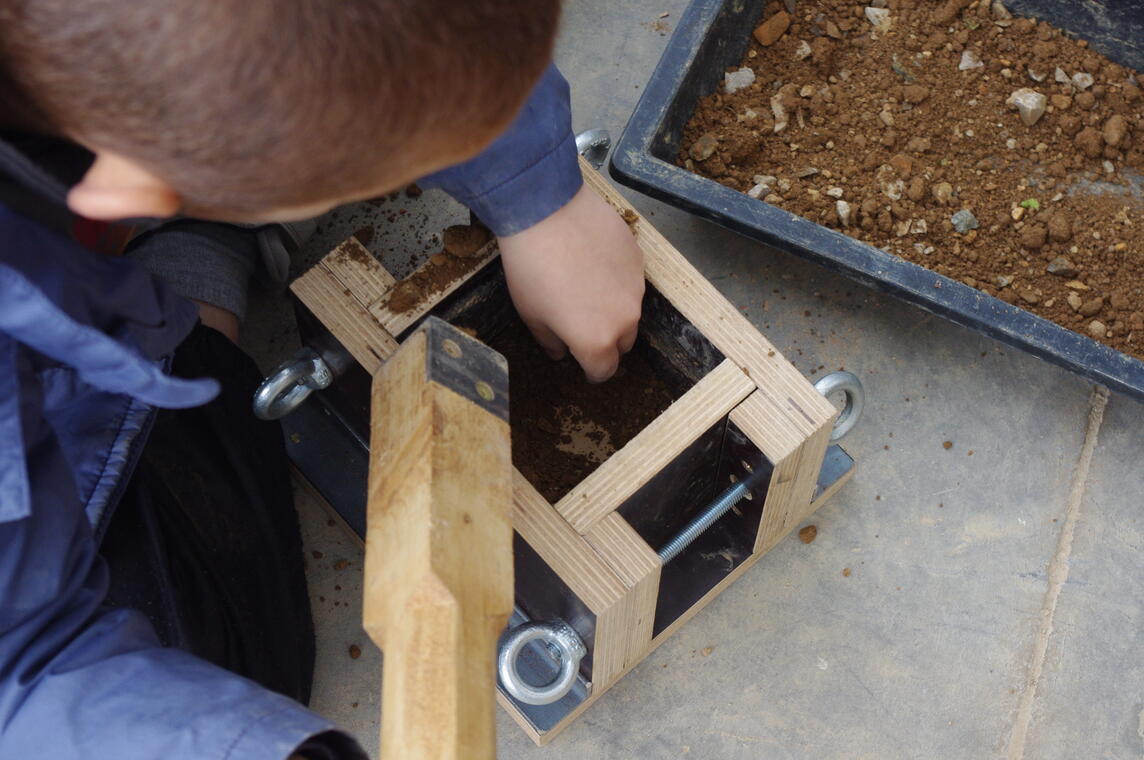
[{"xmin": 442, "ymin": 338, "xmax": 462, "ymax": 359}]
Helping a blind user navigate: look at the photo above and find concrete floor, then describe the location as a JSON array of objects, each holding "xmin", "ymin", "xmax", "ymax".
[{"xmin": 255, "ymin": 2, "xmax": 1144, "ymax": 757}]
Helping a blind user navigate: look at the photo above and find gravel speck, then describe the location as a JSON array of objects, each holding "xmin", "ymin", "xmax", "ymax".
[{"xmin": 951, "ymin": 209, "xmax": 979, "ymax": 233}]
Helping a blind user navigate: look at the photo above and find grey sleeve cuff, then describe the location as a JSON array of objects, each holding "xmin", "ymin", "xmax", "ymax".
[{"xmin": 127, "ymin": 220, "xmax": 260, "ymax": 320}]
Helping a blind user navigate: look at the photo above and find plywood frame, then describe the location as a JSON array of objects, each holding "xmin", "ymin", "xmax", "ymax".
[{"xmin": 290, "ymin": 161, "xmax": 851, "ymax": 746}]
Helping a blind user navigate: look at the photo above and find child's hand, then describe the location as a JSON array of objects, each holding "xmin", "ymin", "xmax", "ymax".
[{"xmin": 498, "ymin": 185, "xmax": 645, "ymax": 383}]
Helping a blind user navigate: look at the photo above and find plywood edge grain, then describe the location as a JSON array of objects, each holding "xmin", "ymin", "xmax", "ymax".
[
  {"xmin": 556, "ymin": 359, "xmax": 756, "ymax": 533},
  {"xmin": 578, "ymin": 158, "xmax": 836, "ymax": 442},
  {"xmin": 291, "ymin": 263, "xmax": 398, "ymax": 373}
]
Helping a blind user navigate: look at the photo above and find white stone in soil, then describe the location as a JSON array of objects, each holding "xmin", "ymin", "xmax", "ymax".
[
  {"xmin": 951, "ymin": 209, "xmax": 979, "ymax": 233},
  {"xmin": 865, "ymin": 7, "xmax": 891, "ymax": 31},
  {"xmin": 793, "ymin": 40, "xmax": 812, "ymax": 60},
  {"xmin": 826, "ymin": 187, "xmax": 844, "ymax": 199},
  {"xmin": 1072, "ymin": 72, "xmax": 1095, "ymax": 91},
  {"xmin": 747, "ymin": 182, "xmax": 771, "ymax": 199},
  {"xmin": 770, "ymin": 94, "xmax": 788, "ymax": 133},
  {"xmin": 1055, "ymin": 67, "xmax": 1071, "ymax": 84},
  {"xmin": 724, "ymin": 67, "xmax": 756, "ymax": 94},
  {"xmin": 883, "ymin": 179, "xmax": 905, "ymax": 201},
  {"xmin": 1006, "ymin": 88, "xmax": 1047, "ymax": 126},
  {"xmin": 836, "ymin": 200, "xmax": 852, "ymax": 226},
  {"xmin": 959, "ymin": 50, "xmax": 984, "ymax": 71}
]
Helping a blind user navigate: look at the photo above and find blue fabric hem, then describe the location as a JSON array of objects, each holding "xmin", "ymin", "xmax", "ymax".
[
  {"xmin": 450, "ymin": 130, "xmax": 583, "ymax": 236},
  {"xmin": 221, "ymin": 701, "xmax": 357, "ymax": 760}
]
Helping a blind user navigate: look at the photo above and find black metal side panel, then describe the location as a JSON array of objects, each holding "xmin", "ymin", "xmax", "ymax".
[{"xmin": 651, "ymin": 419, "xmax": 772, "ymax": 636}]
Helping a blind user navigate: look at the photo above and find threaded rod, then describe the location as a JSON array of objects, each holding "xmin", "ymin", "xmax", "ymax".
[{"xmin": 658, "ymin": 480, "xmax": 752, "ymax": 563}]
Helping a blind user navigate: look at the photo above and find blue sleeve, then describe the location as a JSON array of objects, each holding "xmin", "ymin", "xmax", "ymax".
[
  {"xmin": 0, "ymin": 356, "xmax": 362, "ymax": 759},
  {"xmin": 419, "ymin": 64, "xmax": 583, "ymax": 237}
]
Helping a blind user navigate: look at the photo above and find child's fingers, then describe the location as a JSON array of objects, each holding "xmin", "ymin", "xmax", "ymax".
[
  {"xmin": 617, "ymin": 322, "xmax": 638, "ymax": 355},
  {"xmin": 523, "ymin": 318, "xmax": 568, "ymax": 361},
  {"xmin": 574, "ymin": 343, "xmax": 621, "ymax": 384},
  {"xmin": 572, "ymin": 300, "xmax": 639, "ymax": 381}
]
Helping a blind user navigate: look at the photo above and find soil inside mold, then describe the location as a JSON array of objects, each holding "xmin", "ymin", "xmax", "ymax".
[{"xmin": 485, "ymin": 320, "xmax": 676, "ymax": 503}]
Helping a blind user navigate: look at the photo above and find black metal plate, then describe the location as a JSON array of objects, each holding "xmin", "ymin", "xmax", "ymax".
[{"xmin": 651, "ymin": 419, "xmax": 771, "ymax": 636}]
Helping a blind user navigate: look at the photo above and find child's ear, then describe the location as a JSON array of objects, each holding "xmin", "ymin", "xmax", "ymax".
[{"xmin": 67, "ymin": 151, "xmax": 181, "ymax": 220}]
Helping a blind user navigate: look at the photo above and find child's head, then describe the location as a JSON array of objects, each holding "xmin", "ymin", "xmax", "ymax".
[{"xmin": 0, "ymin": 0, "xmax": 560, "ymax": 222}]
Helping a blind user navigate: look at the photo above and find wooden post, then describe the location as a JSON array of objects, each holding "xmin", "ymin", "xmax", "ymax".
[{"xmin": 362, "ymin": 317, "xmax": 513, "ymax": 760}]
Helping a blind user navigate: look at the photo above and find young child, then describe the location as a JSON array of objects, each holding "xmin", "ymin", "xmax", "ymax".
[{"xmin": 0, "ymin": 0, "xmax": 644, "ymax": 757}]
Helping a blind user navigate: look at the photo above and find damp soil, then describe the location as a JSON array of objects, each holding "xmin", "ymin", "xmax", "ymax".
[
  {"xmin": 383, "ymin": 224, "xmax": 491, "ymax": 313},
  {"xmin": 679, "ymin": 0, "xmax": 1144, "ymax": 359},
  {"xmin": 442, "ymin": 223, "xmax": 493, "ymax": 258},
  {"xmin": 484, "ymin": 320, "xmax": 676, "ymax": 503}
]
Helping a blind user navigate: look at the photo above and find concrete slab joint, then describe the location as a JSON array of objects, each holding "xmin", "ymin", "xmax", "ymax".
[{"xmin": 1007, "ymin": 385, "xmax": 1109, "ymax": 760}]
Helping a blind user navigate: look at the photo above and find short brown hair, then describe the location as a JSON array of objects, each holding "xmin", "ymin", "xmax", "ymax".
[{"xmin": 0, "ymin": 0, "xmax": 561, "ymax": 215}]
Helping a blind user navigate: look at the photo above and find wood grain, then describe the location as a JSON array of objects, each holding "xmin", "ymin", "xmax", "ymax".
[
  {"xmin": 363, "ymin": 327, "xmax": 513, "ymax": 760},
  {"xmin": 556, "ymin": 359, "xmax": 755, "ymax": 533},
  {"xmin": 291, "ymin": 262, "xmax": 398, "ymax": 373},
  {"xmin": 323, "ymin": 237, "xmax": 397, "ymax": 307},
  {"xmin": 579, "ymin": 158, "xmax": 836, "ymax": 446},
  {"xmin": 510, "ymin": 470, "xmax": 627, "ymax": 614},
  {"xmin": 731, "ymin": 391, "xmax": 834, "ymax": 553},
  {"xmin": 582, "ymin": 513, "xmax": 661, "ymax": 688},
  {"xmin": 369, "ymin": 241, "xmax": 499, "ymax": 337}
]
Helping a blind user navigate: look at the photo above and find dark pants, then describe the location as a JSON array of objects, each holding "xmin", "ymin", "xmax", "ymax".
[{"xmin": 101, "ymin": 324, "xmax": 316, "ymax": 704}]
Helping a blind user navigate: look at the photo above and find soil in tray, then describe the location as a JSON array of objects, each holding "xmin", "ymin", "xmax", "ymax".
[
  {"xmin": 679, "ymin": 0, "xmax": 1144, "ymax": 360},
  {"xmin": 484, "ymin": 320, "xmax": 676, "ymax": 503}
]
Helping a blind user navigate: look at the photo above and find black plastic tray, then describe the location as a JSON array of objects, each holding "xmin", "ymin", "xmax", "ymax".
[{"xmin": 610, "ymin": 0, "xmax": 1144, "ymax": 403}]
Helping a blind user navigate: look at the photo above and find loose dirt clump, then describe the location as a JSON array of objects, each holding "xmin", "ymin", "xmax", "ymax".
[
  {"xmin": 384, "ymin": 223, "xmax": 492, "ymax": 314},
  {"xmin": 442, "ymin": 223, "xmax": 493, "ymax": 258},
  {"xmin": 351, "ymin": 225, "xmax": 375, "ymax": 248},
  {"xmin": 486, "ymin": 321, "xmax": 675, "ymax": 502},
  {"xmin": 679, "ymin": 0, "xmax": 1144, "ymax": 359},
  {"xmin": 385, "ymin": 250, "xmax": 486, "ymax": 313}
]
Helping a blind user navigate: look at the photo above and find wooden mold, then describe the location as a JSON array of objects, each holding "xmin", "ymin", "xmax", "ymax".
[{"xmin": 290, "ymin": 159, "xmax": 853, "ymax": 745}]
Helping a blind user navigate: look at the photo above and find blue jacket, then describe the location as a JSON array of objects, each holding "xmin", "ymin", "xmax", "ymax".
[{"xmin": 0, "ymin": 65, "xmax": 580, "ymax": 758}]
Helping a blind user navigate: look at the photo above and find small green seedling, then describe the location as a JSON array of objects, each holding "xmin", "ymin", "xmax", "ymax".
[{"xmin": 1019, "ymin": 198, "xmax": 1040, "ymax": 211}]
